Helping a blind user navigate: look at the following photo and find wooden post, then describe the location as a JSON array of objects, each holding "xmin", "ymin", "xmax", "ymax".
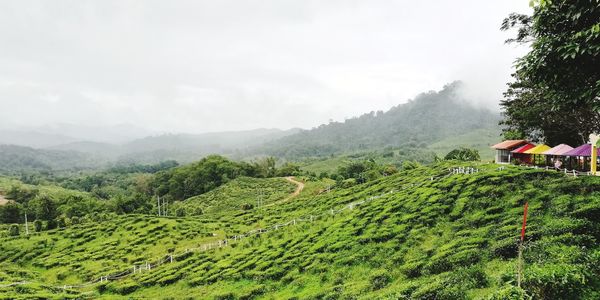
[
  {"xmin": 24, "ymin": 213, "xmax": 29, "ymax": 235},
  {"xmin": 157, "ymin": 195, "xmax": 161, "ymax": 216}
]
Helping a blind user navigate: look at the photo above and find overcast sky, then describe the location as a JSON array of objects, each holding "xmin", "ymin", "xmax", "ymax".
[{"xmin": 0, "ymin": 0, "xmax": 531, "ymax": 134}]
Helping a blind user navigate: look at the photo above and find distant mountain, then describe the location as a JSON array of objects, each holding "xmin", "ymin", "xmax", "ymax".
[
  {"xmin": 0, "ymin": 129, "xmax": 79, "ymax": 148},
  {"xmin": 33, "ymin": 123, "xmax": 156, "ymax": 144},
  {"xmin": 124, "ymin": 128, "xmax": 300, "ymax": 153},
  {"xmin": 47, "ymin": 141, "xmax": 123, "ymax": 157},
  {"xmin": 255, "ymin": 82, "xmax": 501, "ymax": 158},
  {"xmin": 45, "ymin": 128, "xmax": 301, "ymax": 165},
  {"xmin": 0, "ymin": 123, "xmax": 155, "ymax": 149},
  {"xmin": 0, "ymin": 145, "xmax": 102, "ymax": 174}
]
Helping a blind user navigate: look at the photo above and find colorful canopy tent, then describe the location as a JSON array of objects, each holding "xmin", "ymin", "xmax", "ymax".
[
  {"xmin": 491, "ymin": 140, "xmax": 529, "ymax": 164},
  {"xmin": 564, "ymin": 144, "xmax": 592, "ymax": 157},
  {"xmin": 510, "ymin": 143, "xmax": 536, "ymax": 164},
  {"xmin": 542, "ymin": 144, "xmax": 574, "ymax": 156},
  {"xmin": 524, "ymin": 144, "xmax": 551, "ymax": 165},
  {"xmin": 543, "ymin": 144, "xmax": 574, "ymax": 168},
  {"xmin": 563, "ymin": 144, "xmax": 594, "ymax": 171}
]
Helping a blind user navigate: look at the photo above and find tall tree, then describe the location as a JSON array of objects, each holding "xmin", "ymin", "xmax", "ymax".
[{"xmin": 501, "ymin": 0, "xmax": 600, "ymax": 145}]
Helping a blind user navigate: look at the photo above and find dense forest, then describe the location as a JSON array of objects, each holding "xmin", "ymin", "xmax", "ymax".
[{"xmin": 255, "ymin": 82, "xmax": 499, "ymax": 159}]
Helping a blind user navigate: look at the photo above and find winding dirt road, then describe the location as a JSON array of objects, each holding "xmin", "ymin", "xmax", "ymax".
[{"xmin": 263, "ymin": 176, "xmax": 304, "ymax": 207}]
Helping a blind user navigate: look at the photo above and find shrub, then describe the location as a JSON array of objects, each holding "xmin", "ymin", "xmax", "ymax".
[
  {"xmin": 444, "ymin": 147, "xmax": 481, "ymax": 161},
  {"xmin": 175, "ymin": 207, "xmax": 186, "ymax": 217},
  {"xmin": 213, "ymin": 292, "xmax": 235, "ymax": 300},
  {"xmin": 523, "ymin": 263, "xmax": 587, "ymax": 299},
  {"xmin": 400, "ymin": 262, "xmax": 423, "ymax": 278},
  {"xmin": 370, "ymin": 269, "xmax": 392, "ymax": 290},
  {"xmin": 57, "ymin": 217, "xmax": 68, "ymax": 228},
  {"xmin": 8, "ymin": 224, "xmax": 19, "ymax": 236},
  {"xmin": 46, "ymin": 219, "xmax": 57, "ymax": 230},
  {"xmin": 33, "ymin": 220, "xmax": 43, "ymax": 232},
  {"xmin": 486, "ymin": 286, "xmax": 530, "ymax": 300}
]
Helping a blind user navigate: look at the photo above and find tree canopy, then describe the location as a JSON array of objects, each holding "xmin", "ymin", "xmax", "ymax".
[
  {"xmin": 444, "ymin": 147, "xmax": 481, "ymax": 161},
  {"xmin": 501, "ymin": 0, "xmax": 600, "ymax": 145}
]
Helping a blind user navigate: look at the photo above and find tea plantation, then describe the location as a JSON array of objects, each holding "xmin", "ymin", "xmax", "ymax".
[{"xmin": 1, "ymin": 162, "xmax": 600, "ymax": 299}]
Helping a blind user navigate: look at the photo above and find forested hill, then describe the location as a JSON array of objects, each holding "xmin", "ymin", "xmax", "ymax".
[
  {"xmin": 255, "ymin": 82, "xmax": 500, "ymax": 158},
  {"xmin": 0, "ymin": 145, "xmax": 102, "ymax": 174}
]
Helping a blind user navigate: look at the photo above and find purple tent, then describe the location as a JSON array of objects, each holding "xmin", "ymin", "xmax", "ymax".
[{"xmin": 563, "ymin": 143, "xmax": 592, "ymax": 157}]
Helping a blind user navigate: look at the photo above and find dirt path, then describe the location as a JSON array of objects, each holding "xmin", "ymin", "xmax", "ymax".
[
  {"xmin": 284, "ymin": 176, "xmax": 304, "ymax": 198},
  {"xmin": 263, "ymin": 177, "xmax": 304, "ymax": 207}
]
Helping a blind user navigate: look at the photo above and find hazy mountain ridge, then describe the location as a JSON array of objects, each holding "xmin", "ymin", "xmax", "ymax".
[
  {"xmin": 0, "ymin": 144, "xmax": 102, "ymax": 174},
  {"xmin": 0, "ymin": 129, "xmax": 79, "ymax": 149},
  {"xmin": 0, "ymin": 83, "xmax": 500, "ymax": 172},
  {"xmin": 254, "ymin": 82, "xmax": 501, "ymax": 158},
  {"xmin": 0, "ymin": 128, "xmax": 303, "ymax": 173}
]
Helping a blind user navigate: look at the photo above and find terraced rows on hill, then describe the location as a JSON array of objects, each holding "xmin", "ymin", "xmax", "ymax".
[{"xmin": 2, "ymin": 163, "xmax": 600, "ymax": 299}]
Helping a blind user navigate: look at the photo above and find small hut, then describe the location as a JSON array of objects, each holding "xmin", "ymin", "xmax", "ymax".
[
  {"xmin": 491, "ymin": 140, "xmax": 529, "ymax": 164},
  {"xmin": 563, "ymin": 144, "xmax": 593, "ymax": 171},
  {"xmin": 542, "ymin": 144, "xmax": 573, "ymax": 167},
  {"xmin": 524, "ymin": 144, "xmax": 551, "ymax": 165},
  {"xmin": 510, "ymin": 143, "xmax": 536, "ymax": 164}
]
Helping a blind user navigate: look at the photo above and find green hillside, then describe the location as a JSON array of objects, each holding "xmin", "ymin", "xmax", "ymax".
[
  {"xmin": 172, "ymin": 177, "xmax": 298, "ymax": 216},
  {"xmin": 2, "ymin": 163, "xmax": 600, "ymax": 299},
  {"xmin": 255, "ymin": 82, "xmax": 500, "ymax": 160}
]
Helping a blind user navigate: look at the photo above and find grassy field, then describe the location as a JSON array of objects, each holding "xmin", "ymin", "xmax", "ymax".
[
  {"xmin": 1, "ymin": 162, "xmax": 600, "ymax": 299},
  {"xmin": 173, "ymin": 177, "xmax": 298, "ymax": 216}
]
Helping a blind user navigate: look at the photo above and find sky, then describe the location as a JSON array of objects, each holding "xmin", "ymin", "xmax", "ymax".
[{"xmin": 0, "ymin": 0, "xmax": 532, "ymax": 135}]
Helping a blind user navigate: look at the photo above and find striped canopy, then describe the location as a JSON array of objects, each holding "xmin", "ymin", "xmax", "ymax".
[
  {"xmin": 524, "ymin": 144, "xmax": 551, "ymax": 154},
  {"xmin": 542, "ymin": 144, "xmax": 573, "ymax": 156},
  {"xmin": 563, "ymin": 144, "xmax": 592, "ymax": 157}
]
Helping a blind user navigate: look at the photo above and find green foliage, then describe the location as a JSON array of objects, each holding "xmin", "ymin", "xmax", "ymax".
[
  {"xmin": 152, "ymin": 155, "xmax": 288, "ymax": 201},
  {"xmin": 0, "ymin": 144, "xmax": 102, "ymax": 175},
  {"xmin": 8, "ymin": 224, "xmax": 19, "ymax": 236},
  {"xmin": 0, "ymin": 162, "xmax": 599, "ymax": 299},
  {"xmin": 29, "ymin": 194, "xmax": 58, "ymax": 222},
  {"xmin": 369, "ymin": 269, "xmax": 392, "ymax": 290},
  {"xmin": 402, "ymin": 160, "xmax": 421, "ymax": 170},
  {"xmin": 444, "ymin": 147, "xmax": 481, "ymax": 161},
  {"xmin": 33, "ymin": 219, "xmax": 42, "ymax": 232},
  {"xmin": 501, "ymin": 2, "xmax": 600, "ymax": 145},
  {"xmin": 173, "ymin": 177, "xmax": 296, "ymax": 216},
  {"xmin": 0, "ymin": 201, "xmax": 22, "ymax": 223},
  {"xmin": 258, "ymin": 83, "xmax": 500, "ymax": 159}
]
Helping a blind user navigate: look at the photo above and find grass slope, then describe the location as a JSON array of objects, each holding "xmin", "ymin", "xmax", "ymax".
[
  {"xmin": 2, "ymin": 163, "xmax": 600, "ymax": 299},
  {"xmin": 173, "ymin": 177, "xmax": 298, "ymax": 216}
]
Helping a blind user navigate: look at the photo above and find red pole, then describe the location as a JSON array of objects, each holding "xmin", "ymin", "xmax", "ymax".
[
  {"xmin": 521, "ymin": 202, "xmax": 529, "ymax": 242},
  {"xmin": 517, "ymin": 202, "xmax": 529, "ymax": 288}
]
